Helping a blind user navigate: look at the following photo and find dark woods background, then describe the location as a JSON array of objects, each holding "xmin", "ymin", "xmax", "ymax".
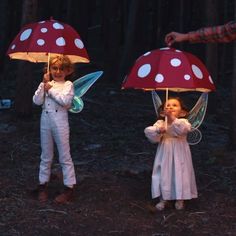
[{"xmin": 0, "ymin": 0, "xmax": 235, "ymax": 147}]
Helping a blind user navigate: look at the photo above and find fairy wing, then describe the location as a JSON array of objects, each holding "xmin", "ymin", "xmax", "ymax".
[
  {"xmin": 69, "ymin": 71, "xmax": 103, "ymax": 113},
  {"xmin": 151, "ymin": 91, "xmax": 162, "ymax": 117},
  {"xmin": 186, "ymin": 93, "xmax": 208, "ymax": 145},
  {"xmin": 187, "ymin": 92, "xmax": 208, "ymax": 129}
]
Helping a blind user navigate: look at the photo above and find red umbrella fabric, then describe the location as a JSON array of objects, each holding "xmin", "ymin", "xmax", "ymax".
[
  {"xmin": 7, "ymin": 18, "xmax": 90, "ymax": 64},
  {"xmin": 122, "ymin": 47, "xmax": 215, "ymax": 92}
]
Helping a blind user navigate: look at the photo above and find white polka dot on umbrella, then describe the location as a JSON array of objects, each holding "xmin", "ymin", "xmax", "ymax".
[
  {"xmin": 138, "ymin": 64, "xmax": 151, "ymax": 78},
  {"xmin": 20, "ymin": 29, "xmax": 32, "ymax": 41},
  {"xmin": 155, "ymin": 73, "xmax": 164, "ymax": 83}
]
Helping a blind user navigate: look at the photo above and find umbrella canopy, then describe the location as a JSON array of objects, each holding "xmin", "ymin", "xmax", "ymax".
[
  {"xmin": 7, "ymin": 18, "xmax": 90, "ymax": 64},
  {"xmin": 122, "ymin": 47, "xmax": 215, "ymax": 92}
]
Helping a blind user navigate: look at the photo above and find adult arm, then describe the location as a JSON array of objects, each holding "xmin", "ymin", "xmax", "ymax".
[{"xmin": 165, "ymin": 21, "xmax": 236, "ymax": 46}]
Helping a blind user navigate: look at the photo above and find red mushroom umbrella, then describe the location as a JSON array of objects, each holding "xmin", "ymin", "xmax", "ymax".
[
  {"xmin": 122, "ymin": 47, "xmax": 216, "ymax": 129},
  {"xmin": 7, "ymin": 18, "xmax": 89, "ymax": 64},
  {"xmin": 122, "ymin": 47, "xmax": 215, "ymax": 92}
]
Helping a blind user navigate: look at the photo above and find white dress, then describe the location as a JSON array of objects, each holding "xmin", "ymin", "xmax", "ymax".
[{"xmin": 144, "ymin": 118, "xmax": 198, "ymax": 200}]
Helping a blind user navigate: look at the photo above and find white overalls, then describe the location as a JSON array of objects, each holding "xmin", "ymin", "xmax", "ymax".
[{"xmin": 33, "ymin": 80, "xmax": 76, "ymax": 187}]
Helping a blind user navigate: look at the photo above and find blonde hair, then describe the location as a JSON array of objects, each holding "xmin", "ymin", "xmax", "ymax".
[{"xmin": 44, "ymin": 55, "xmax": 74, "ymax": 80}]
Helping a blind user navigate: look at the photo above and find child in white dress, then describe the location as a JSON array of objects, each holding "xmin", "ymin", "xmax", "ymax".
[
  {"xmin": 144, "ymin": 97, "xmax": 198, "ymax": 210},
  {"xmin": 33, "ymin": 55, "xmax": 76, "ymax": 204}
]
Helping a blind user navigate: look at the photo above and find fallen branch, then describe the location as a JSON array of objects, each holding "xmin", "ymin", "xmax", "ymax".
[
  {"xmin": 161, "ymin": 213, "xmax": 176, "ymax": 224},
  {"xmin": 129, "ymin": 202, "xmax": 146, "ymax": 211},
  {"xmin": 37, "ymin": 209, "xmax": 68, "ymax": 215},
  {"xmin": 189, "ymin": 212, "xmax": 206, "ymax": 215}
]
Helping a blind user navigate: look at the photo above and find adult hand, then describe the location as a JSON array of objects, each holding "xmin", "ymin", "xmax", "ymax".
[{"xmin": 165, "ymin": 32, "xmax": 188, "ymax": 46}]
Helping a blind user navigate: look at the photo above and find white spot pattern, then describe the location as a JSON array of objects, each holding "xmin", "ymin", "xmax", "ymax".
[
  {"xmin": 37, "ymin": 39, "xmax": 45, "ymax": 46},
  {"xmin": 143, "ymin": 51, "xmax": 151, "ymax": 56},
  {"xmin": 209, "ymin": 76, "xmax": 214, "ymax": 84},
  {"xmin": 192, "ymin": 64, "xmax": 203, "ymax": 79},
  {"xmin": 41, "ymin": 28, "xmax": 47, "ymax": 33},
  {"xmin": 184, "ymin": 74, "xmax": 191, "ymax": 80},
  {"xmin": 170, "ymin": 58, "xmax": 181, "ymax": 67},
  {"xmin": 53, "ymin": 23, "xmax": 64, "ymax": 30},
  {"xmin": 20, "ymin": 29, "xmax": 32, "ymax": 41},
  {"xmin": 10, "ymin": 21, "xmax": 86, "ymax": 53},
  {"xmin": 132, "ymin": 48, "xmax": 215, "ymax": 91},
  {"xmin": 74, "ymin": 39, "xmax": 84, "ymax": 49},
  {"xmin": 160, "ymin": 47, "xmax": 170, "ymax": 50},
  {"xmin": 138, "ymin": 64, "xmax": 151, "ymax": 78},
  {"xmin": 56, "ymin": 37, "xmax": 66, "ymax": 46},
  {"xmin": 155, "ymin": 74, "xmax": 164, "ymax": 83}
]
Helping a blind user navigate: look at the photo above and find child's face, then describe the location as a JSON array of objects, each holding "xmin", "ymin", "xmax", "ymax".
[
  {"xmin": 50, "ymin": 61, "xmax": 70, "ymax": 82},
  {"xmin": 164, "ymin": 98, "xmax": 183, "ymax": 118}
]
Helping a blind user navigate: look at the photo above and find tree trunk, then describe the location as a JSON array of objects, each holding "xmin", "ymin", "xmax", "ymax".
[
  {"xmin": 118, "ymin": 0, "xmax": 149, "ymax": 81},
  {"xmin": 150, "ymin": 0, "xmax": 168, "ymax": 48},
  {"xmin": 205, "ymin": 0, "xmax": 218, "ymax": 82},
  {"xmin": 101, "ymin": 0, "xmax": 121, "ymax": 82},
  {"xmin": 149, "ymin": 0, "xmax": 158, "ymax": 48},
  {"xmin": 218, "ymin": 1, "xmax": 227, "ymax": 85},
  {"xmin": 231, "ymin": 3, "xmax": 236, "ymax": 149},
  {"xmin": 204, "ymin": 0, "xmax": 218, "ymax": 115},
  {"xmin": 177, "ymin": 0, "xmax": 184, "ymax": 51},
  {"xmin": 66, "ymin": 0, "xmax": 89, "ymax": 42},
  {"xmin": 15, "ymin": 0, "xmax": 38, "ymax": 118},
  {"xmin": 0, "ymin": 1, "xmax": 10, "ymax": 75}
]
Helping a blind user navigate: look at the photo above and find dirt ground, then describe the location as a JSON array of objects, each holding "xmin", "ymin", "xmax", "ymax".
[{"xmin": 0, "ymin": 78, "xmax": 235, "ymax": 236}]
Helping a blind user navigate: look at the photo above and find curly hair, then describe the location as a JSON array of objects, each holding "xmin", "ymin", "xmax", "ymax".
[{"xmin": 44, "ymin": 55, "xmax": 75, "ymax": 80}]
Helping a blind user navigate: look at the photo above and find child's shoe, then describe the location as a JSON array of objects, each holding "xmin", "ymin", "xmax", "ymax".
[
  {"xmin": 175, "ymin": 200, "xmax": 184, "ymax": 210},
  {"xmin": 54, "ymin": 186, "xmax": 74, "ymax": 204},
  {"xmin": 37, "ymin": 184, "xmax": 48, "ymax": 202},
  {"xmin": 155, "ymin": 200, "xmax": 168, "ymax": 211}
]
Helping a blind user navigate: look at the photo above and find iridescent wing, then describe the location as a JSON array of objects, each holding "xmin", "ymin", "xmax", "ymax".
[
  {"xmin": 69, "ymin": 71, "xmax": 103, "ymax": 113},
  {"xmin": 187, "ymin": 127, "xmax": 202, "ymax": 145},
  {"xmin": 187, "ymin": 93, "xmax": 208, "ymax": 129},
  {"xmin": 186, "ymin": 93, "xmax": 208, "ymax": 145},
  {"xmin": 152, "ymin": 91, "xmax": 162, "ymax": 117}
]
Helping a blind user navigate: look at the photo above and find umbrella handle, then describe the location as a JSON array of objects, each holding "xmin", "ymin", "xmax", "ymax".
[
  {"xmin": 47, "ymin": 52, "xmax": 50, "ymax": 73},
  {"xmin": 165, "ymin": 88, "xmax": 168, "ymax": 129},
  {"xmin": 44, "ymin": 53, "xmax": 51, "ymax": 99}
]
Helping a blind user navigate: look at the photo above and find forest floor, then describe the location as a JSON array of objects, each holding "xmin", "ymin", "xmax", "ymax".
[{"xmin": 0, "ymin": 77, "xmax": 235, "ymax": 236}]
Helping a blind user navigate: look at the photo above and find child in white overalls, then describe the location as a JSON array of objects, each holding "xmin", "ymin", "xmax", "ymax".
[{"xmin": 33, "ymin": 55, "xmax": 76, "ymax": 204}]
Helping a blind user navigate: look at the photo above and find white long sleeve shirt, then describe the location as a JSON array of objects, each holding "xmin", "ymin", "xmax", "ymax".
[{"xmin": 33, "ymin": 80, "xmax": 74, "ymax": 111}]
